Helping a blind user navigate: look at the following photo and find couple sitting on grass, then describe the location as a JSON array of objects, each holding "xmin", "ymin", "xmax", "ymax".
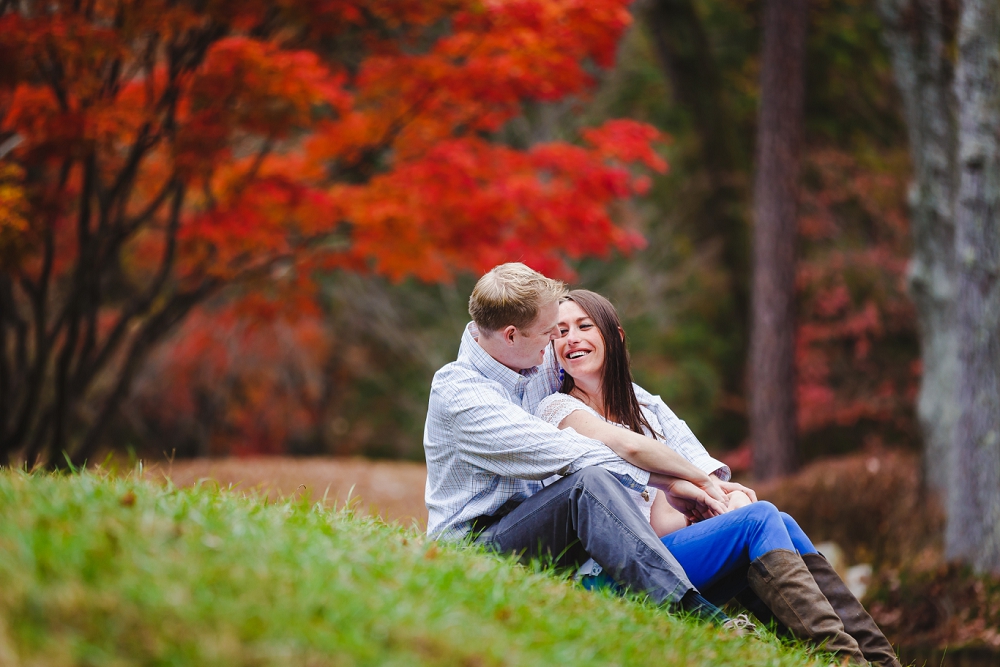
[{"xmin": 423, "ymin": 263, "xmax": 900, "ymax": 666}]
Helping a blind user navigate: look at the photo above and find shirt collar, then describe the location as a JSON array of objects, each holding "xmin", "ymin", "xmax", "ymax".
[{"xmin": 458, "ymin": 322, "xmax": 540, "ymax": 396}]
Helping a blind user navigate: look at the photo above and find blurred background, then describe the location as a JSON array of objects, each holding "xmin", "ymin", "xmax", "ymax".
[{"xmin": 2, "ymin": 0, "xmax": 998, "ymax": 661}]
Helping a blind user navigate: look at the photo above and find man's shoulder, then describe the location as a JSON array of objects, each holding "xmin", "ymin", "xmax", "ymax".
[{"xmin": 431, "ymin": 360, "xmax": 501, "ymax": 406}]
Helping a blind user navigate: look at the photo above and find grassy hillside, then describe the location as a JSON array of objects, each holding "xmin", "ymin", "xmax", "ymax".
[{"xmin": 0, "ymin": 470, "xmax": 828, "ymax": 666}]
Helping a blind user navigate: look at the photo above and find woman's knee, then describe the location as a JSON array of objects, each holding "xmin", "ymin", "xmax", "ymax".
[
  {"xmin": 743, "ymin": 500, "xmax": 781, "ymax": 523},
  {"xmin": 779, "ymin": 511, "xmax": 818, "ymax": 554}
]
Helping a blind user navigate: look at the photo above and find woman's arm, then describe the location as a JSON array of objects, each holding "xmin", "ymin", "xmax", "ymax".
[
  {"xmin": 559, "ymin": 410, "xmax": 726, "ymax": 503},
  {"xmin": 649, "ymin": 489, "xmax": 688, "ymax": 537}
]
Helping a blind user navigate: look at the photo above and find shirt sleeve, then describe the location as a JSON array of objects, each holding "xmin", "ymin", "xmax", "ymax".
[
  {"xmin": 444, "ymin": 376, "xmax": 650, "ymax": 490},
  {"xmin": 632, "ymin": 383, "xmax": 732, "ymax": 481},
  {"xmin": 535, "ymin": 393, "xmax": 598, "ymax": 428}
]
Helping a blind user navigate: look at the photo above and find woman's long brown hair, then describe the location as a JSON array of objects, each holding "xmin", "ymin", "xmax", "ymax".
[{"xmin": 559, "ymin": 290, "xmax": 658, "ymax": 438}]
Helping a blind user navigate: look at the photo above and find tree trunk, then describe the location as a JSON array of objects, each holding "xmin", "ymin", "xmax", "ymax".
[
  {"xmin": 749, "ymin": 0, "xmax": 808, "ymax": 480},
  {"xmin": 876, "ymin": 0, "xmax": 959, "ymax": 495},
  {"xmin": 946, "ymin": 0, "xmax": 1000, "ymax": 574}
]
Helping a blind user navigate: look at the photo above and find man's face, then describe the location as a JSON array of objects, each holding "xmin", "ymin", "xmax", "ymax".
[{"xmin": 507, "ymin": 300, "xmax": 561, "ymax": 371}]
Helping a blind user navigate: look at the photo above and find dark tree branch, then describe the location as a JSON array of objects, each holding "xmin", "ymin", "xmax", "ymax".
[
  {"xmin": 40, "ymin": 44, "xmax": 70, "ymax": 112},
  {"xmin": 68, "ymin": 280, "xmax": 221, "ymax": 467},
  {"xmin": 0, "ymin": 275, "xmax": 13, "ymax": 430},
  {"xmin": 120, "ymin": 174, "xmax": 178, "ymax": 233},
  {"xmin": 73, "ymin": 181, "xmax": 185, "ymax": 392},
  {"xmin": 48, "ymin": 155, "xmax": 99, "ymax": 460},
  {"xmin": 2, "ymin": 212, "xmax": 56, "ymax": 458}
]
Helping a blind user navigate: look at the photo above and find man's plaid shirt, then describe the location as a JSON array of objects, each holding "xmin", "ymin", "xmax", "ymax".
[{"xmin": 423, "ymin": 323, "xmax": 729, "ymax": 540}]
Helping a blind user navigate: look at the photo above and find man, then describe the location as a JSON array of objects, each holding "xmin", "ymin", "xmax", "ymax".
[{"xmin": 423, "ymin": 263, "xmax": 740, "ymax": 619}]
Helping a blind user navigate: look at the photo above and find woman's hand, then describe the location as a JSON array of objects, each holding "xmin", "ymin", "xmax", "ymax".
[
  {"xmin": 652, "ymin": 476, "xmax": 728, "ymax": 523},
  {"xmin": 725, "ymin": 490, "xmax": 753, "ymax": 511},
  {"xmin": 716, "ymin": 479, "xmax": 758, "ymax": 503}
]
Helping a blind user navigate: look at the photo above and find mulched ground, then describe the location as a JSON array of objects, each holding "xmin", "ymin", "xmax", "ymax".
[{"xmin": 146, "ymin": 456, "xmax": 428, "ymax": 528}]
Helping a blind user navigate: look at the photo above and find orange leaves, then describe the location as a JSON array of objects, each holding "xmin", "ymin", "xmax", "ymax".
[
  {"xmin": 582, "ymin": 120, "xmax": 669, "ymax": 175},
  {"xmin": 176, "ymin": 37, "xmax": 351, "ymax": 178},
  {"xmin": 0, "ymin": 162, "xmax": 29, "ymax": 261},
  {"xmin": 308, "ymin": 0, "xmax": 637, "ymax": 166},
  {"xmin": 178, "ymin": 175, "xmax": 340, "ymax": 282},
  {"xmin": 3, "ymin": 0, "xmax": 656, "ymax": 291},
  {"xmin": 334, "ymin": 125, "xmax": 656, "ymax": 283}
]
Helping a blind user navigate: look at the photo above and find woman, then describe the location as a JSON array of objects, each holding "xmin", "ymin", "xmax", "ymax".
[{"xmin": 536, "ymin": 290, "xmax": 899, "ymax": 667}]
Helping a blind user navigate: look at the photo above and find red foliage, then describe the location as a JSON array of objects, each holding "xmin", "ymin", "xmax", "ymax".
[
  {"xmin": 795, "ymin": 148, "xmax": 919, "ymax": 442},
  {"xmin": 132, "ymin": 307, "xmax": 330, "ymax": 456},
  {"xmin": 0, "ymin": 1, "xmax": 665, "ymax": 462},
  {"xmin": 1, "ymin": 0, "xmax": 662, "ymax": 285}
]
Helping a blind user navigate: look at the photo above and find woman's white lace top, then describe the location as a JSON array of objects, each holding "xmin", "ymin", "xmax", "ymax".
[{"xmin": 535, "ymin": 392, "xmax": 659, "ymax": 522}]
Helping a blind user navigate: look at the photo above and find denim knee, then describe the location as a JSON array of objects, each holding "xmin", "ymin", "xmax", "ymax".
[
  {"xmin": 744, "ymin": 500, "xmax": 781, "ymax": 524},
  {"xmin": 571, "ymin": 466, "xmax": 624, "ymax": 494},
  {"xmin": 779, "ymin": 511, "xmax": 818, "ymax": 555}
]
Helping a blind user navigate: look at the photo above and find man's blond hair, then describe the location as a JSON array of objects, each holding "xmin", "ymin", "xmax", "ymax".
[{"xmin": 469, "ymin": 263, "xmax": 567, "ymax": 335}]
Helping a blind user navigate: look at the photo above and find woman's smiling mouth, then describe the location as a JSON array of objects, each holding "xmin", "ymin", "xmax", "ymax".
[{"xmin": 566, "ymin": 350, "xmax": 590, "ymax": 360}]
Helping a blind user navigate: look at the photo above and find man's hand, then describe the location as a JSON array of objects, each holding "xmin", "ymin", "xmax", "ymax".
[
  {"xmin": 700, "ymin": 475, "xmax": 729, "ymax": 505},
  {"xmin": 654, "ymin": 477, "xmax": 728, "ymax": 523},
  {"xmin": 716, "ymin": 479, "xmax": 758, "ymax": 503}
]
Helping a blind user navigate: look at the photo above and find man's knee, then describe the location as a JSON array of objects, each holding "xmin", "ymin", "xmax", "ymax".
[
  {"xmin": 573, "ymin": 466, "xmax": 619, "ymax": 484},
  {"xmin": 571, "ymin": 466, "xmax": 622, "ymax": 492}
]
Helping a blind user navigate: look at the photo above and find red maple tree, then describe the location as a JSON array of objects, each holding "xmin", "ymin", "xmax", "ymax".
[{"xmin": 0, "ymin": 0, "xmax": 664, "ymax": 466}]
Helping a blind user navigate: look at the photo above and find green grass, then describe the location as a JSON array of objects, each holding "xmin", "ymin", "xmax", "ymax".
[{"xmin": 0, "ymin": 469, "xmax": 827, "ymax": 666}]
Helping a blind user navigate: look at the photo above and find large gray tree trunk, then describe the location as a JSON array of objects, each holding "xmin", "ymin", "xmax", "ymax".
[
  {"xmin": 749, "ymin": 0, "xmax": 808, "ymax": 480},
  {"xmin": 876, "ymin": 0, "xmax": 958, "ymax": 494},
  {"xmin": 947, "ymin": 0, "xmax": 1000, "ymax": 574}
]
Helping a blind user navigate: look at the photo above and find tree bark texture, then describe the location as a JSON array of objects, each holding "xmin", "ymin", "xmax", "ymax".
[
  {"xmin": 946, "ymin": 0, "xmax": 1000, "ymax": 574},
  {"xmin": 876, "ymin": 0, "xmax": 959, "ymax": 494},
  {"xmin": 749, "ymin": 0, "xmax": 808, "ymax": 480}
]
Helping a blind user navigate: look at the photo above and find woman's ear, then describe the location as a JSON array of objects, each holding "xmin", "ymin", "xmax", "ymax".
[{"xmin": 618, "ymin": 326, "xmax": 625, "ymax": 342}]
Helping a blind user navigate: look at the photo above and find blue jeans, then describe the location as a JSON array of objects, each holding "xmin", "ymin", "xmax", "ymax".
[
  {"xmin": 660, "ymin": 501, "xmax": 817, "ymax": 603},
  {"xmin": 476, "ymin": 467, "xmax": 695, "ymax": 605}
]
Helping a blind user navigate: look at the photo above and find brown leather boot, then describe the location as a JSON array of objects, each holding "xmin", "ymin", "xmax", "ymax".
[
  {"xmin": 747, "ymin": 550, "xmax": 867, "ymax": 664},
  {"xmin": 803, "ymin": 553, "xmax": 901, "ymax": 667}
]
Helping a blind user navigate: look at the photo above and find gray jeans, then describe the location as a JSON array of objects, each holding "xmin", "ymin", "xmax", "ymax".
[{"xmin": 475, "ymin": 467, "xmax": 695, "ymax": 605}]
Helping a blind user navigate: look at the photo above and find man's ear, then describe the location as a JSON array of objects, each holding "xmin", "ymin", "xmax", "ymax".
[{"xmin": 502, "ymin": 325, "xmax": 518, "ymax": 346}]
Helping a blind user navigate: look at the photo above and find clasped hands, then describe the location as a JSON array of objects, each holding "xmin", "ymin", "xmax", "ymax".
[{"xmin": 648, "ymin": 473, "xmax": 757, "ymax": 524}]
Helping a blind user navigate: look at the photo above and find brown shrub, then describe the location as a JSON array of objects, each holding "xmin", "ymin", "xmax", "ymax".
[
  {"xmin": 867, "ymin": 563, "xmax": 1000, "ymax": 651},
  {"xmin": 754, "ymin": 450, "xmax": 944, "ymax": 569}
]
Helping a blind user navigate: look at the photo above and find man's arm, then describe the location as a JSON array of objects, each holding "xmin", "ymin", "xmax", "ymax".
[
  {"xmin": 558, "ymin": 410, "xmax": 727, "ymax": 504},
  {"xmin": 444, "ymin": 378, "xmax": 651, "ymax": 489},
  {"xmin": 632, "ymin": 383, "xmax": 733, "ymax": 481}
]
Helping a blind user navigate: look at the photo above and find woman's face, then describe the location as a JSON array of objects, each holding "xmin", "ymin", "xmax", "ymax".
[{"xmin": 554, "ymin": 300, "xmax": 605, "ymax": 382}]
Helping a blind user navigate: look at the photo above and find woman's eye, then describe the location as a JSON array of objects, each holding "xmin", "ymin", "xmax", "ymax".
[
  {"xmin": 558, "ymin": 328, "xmax": 568, "ymax": 336},
  {"xmin": 580, "ymin": 323, "xmax": 593, "ymax": 330}
]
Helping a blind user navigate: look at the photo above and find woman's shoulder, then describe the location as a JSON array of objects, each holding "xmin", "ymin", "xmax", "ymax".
[
  {"xmin": 535, "ymin": 392, "xmax": 599, "ymax": 426},
  {"xmin": 535, "ymin": 391, "xmax": 588, "ymax": 414}
]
